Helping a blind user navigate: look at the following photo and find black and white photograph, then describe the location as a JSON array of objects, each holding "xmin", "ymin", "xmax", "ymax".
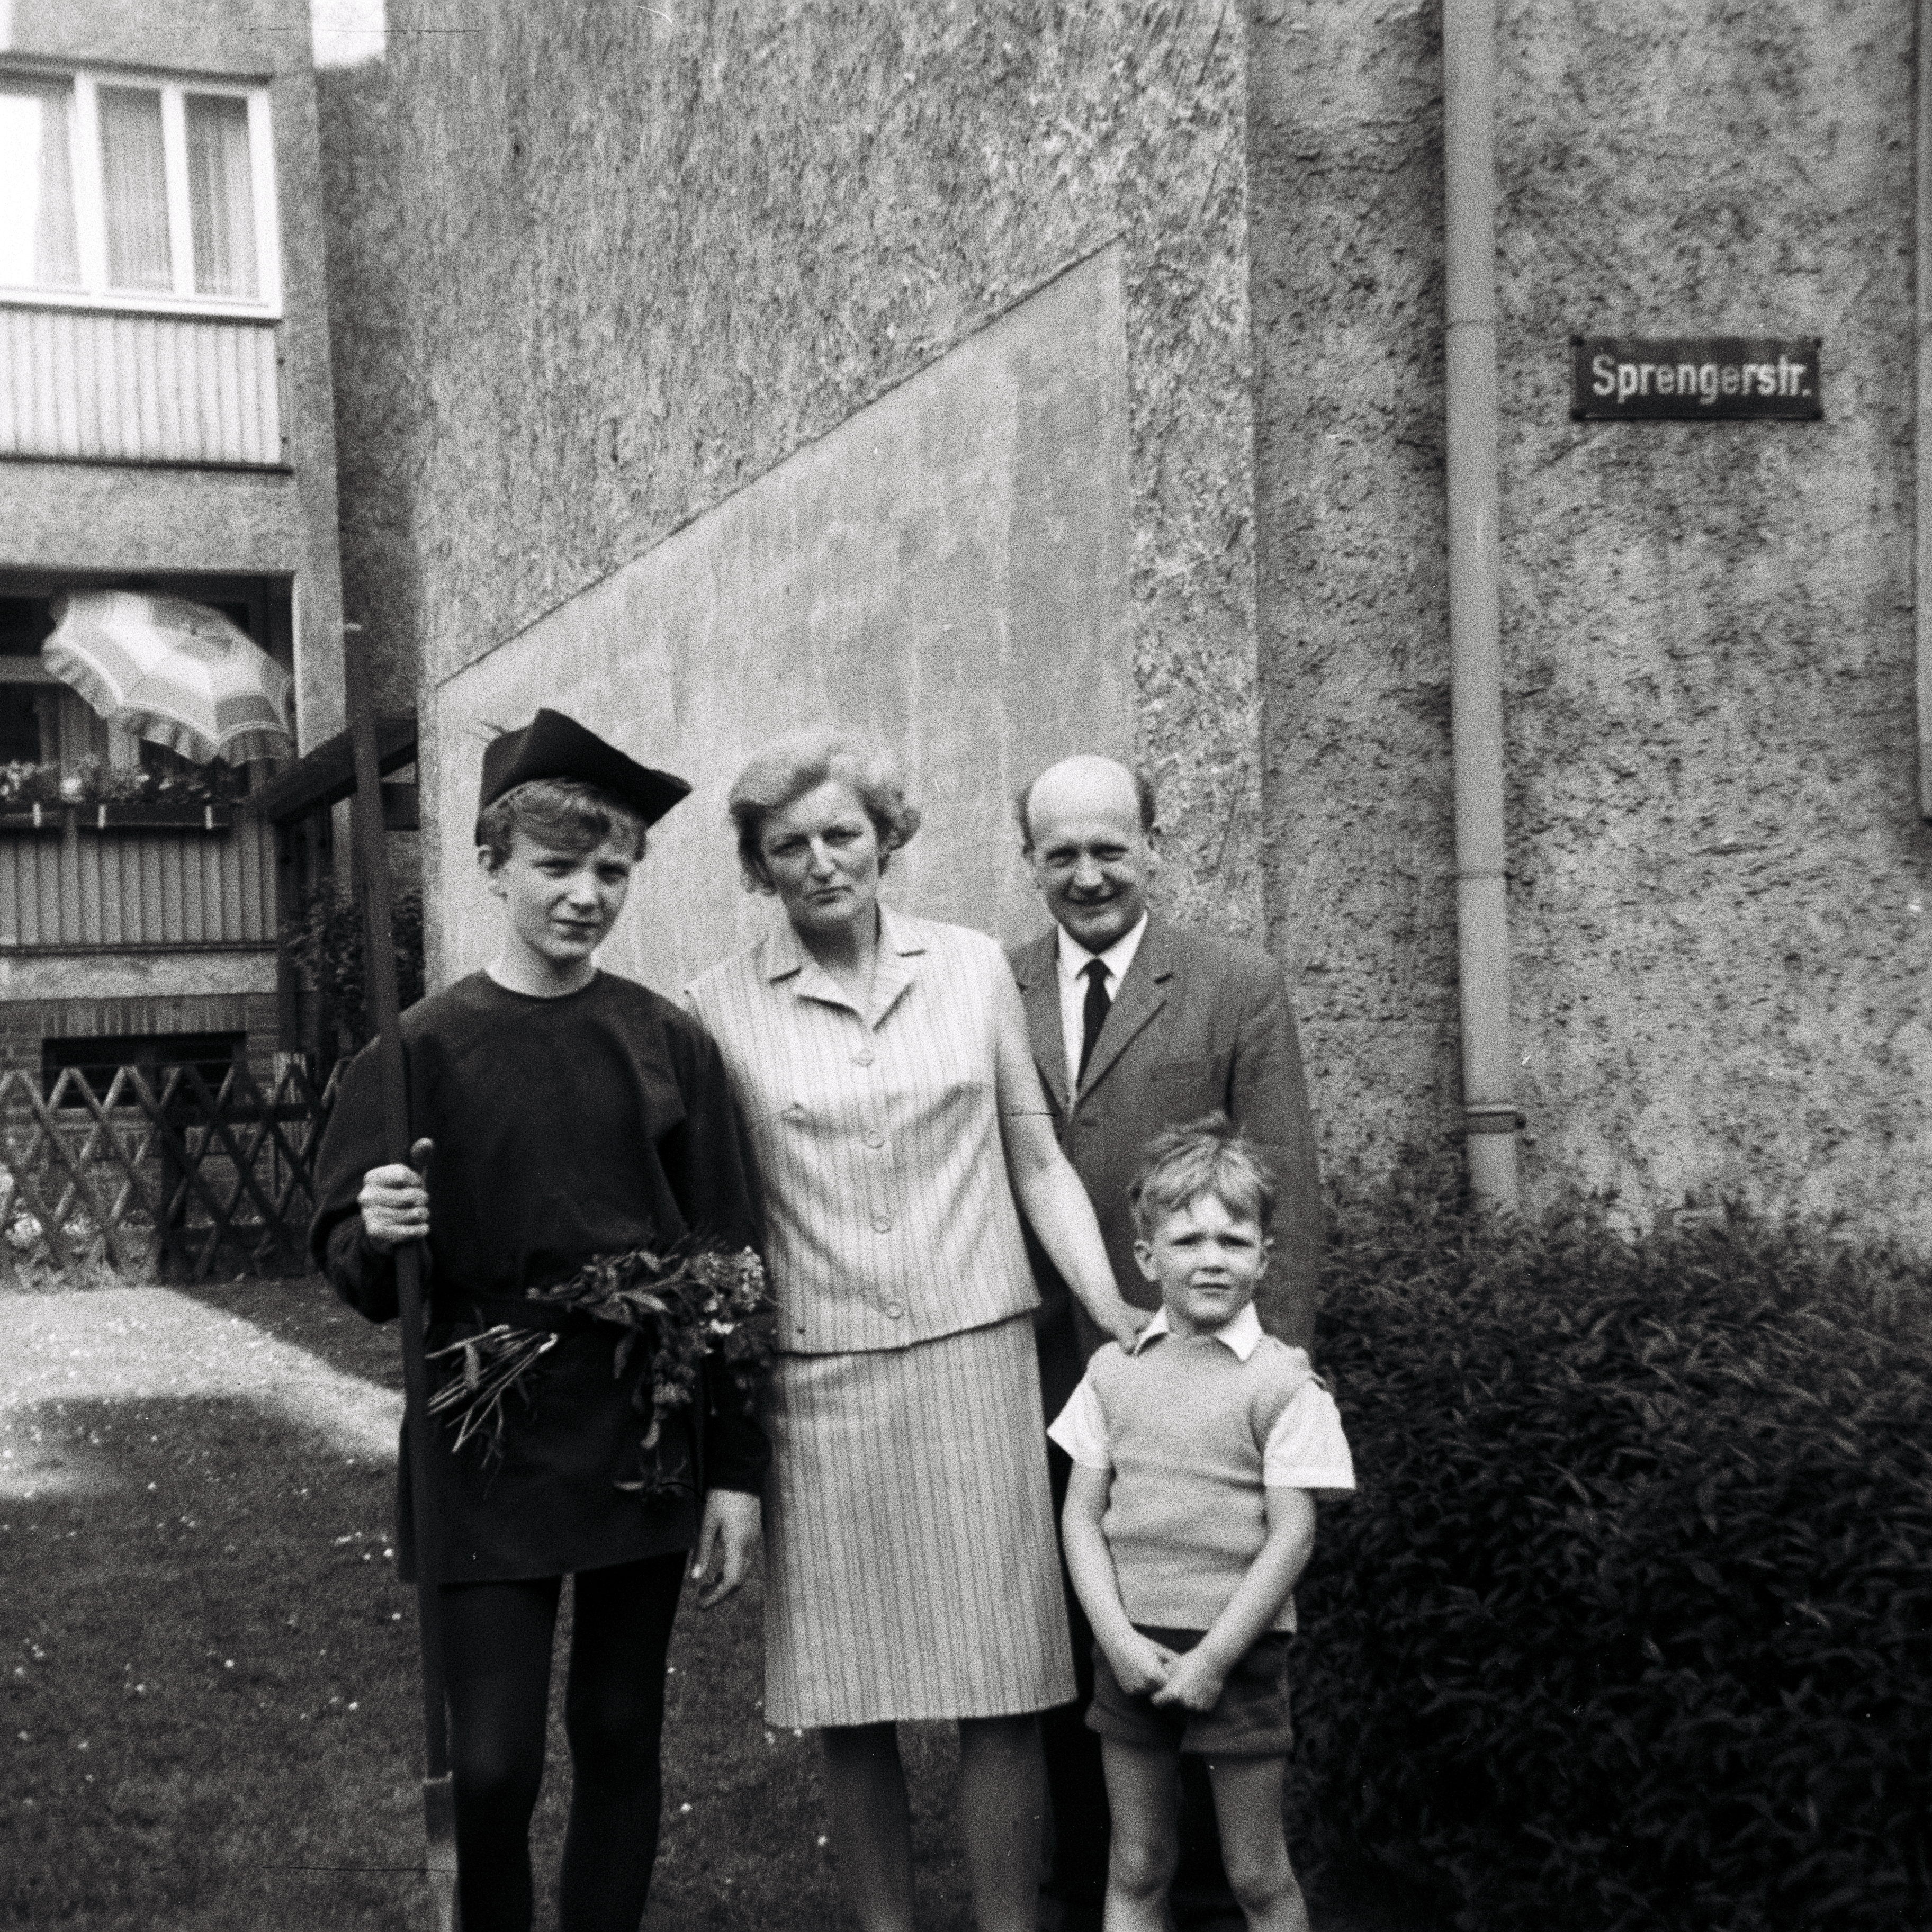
[{"xmin": 1, "ymin": 3, "xmax": 1927, "ymax": 1929}]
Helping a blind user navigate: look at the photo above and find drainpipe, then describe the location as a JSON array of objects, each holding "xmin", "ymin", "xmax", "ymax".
[
  {"xmin": 1442, "ymin": 0, "xmax": 1520, "ymax": 1208},
  {"xmin": 1918, "ymin": 0, "xmax": 1932, "ymax": 819}
]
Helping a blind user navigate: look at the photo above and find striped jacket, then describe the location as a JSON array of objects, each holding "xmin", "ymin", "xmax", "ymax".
[{"xmin": 687, "ymin": 904, "xmax": 1046, "ymax": 1354}]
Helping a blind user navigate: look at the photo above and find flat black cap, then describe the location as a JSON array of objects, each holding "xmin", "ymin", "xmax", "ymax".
[{"xmin": 478, "ymin": 708, "xmax": 691, "ymax": 827}]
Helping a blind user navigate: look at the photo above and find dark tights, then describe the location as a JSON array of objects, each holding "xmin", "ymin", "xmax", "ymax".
[{"xmin": 441, "ymin": 1550, "xmax": 686, "ymax": 1932}]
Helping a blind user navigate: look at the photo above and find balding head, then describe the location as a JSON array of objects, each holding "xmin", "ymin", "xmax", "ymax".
[
  {"xmin": 1019, "ymin": 755, "xmax": 1159, "ymax": 951},
  {"xmin": 1017, "ymin": 756, "xmax": 1156, "ymax": 854}
]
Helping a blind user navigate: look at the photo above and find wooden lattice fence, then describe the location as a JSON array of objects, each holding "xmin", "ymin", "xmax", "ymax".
[{"xmin": 0, "ymin": 1061, "xmax": 339, "ymax": 1283}]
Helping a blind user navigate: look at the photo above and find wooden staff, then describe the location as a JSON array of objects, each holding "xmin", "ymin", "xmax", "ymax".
[{"xmin": 340, "ymin": 623, "xmax": 459, "ymax": 1932}]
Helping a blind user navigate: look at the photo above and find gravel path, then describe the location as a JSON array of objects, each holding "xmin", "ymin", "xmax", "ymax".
[{"xmin": 1, "ymin": 1286, "xmax": 401, "ymax": 1499}]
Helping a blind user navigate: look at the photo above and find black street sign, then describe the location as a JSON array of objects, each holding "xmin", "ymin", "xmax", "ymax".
[{"xmin": 1571, "ymin": 337, "xmax": 1823, "ymax": 421}]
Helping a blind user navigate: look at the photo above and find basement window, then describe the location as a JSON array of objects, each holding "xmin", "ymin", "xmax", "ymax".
[
  {"xmin": 43, "ymin": 1031, "xmax": 246, "ymax": 1108},
  {"xmin": 0, "ymin": 66, "xmax": 281, "ymax": 316}
]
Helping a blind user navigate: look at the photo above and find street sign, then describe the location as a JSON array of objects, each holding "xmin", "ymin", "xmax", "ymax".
[{"xmin": 1571, "ymin": 337, "xmax": 1822, "ymax": 421}]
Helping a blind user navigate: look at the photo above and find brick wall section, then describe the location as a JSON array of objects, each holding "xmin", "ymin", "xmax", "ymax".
[{"xmin": 0, "ymin": 995, "xmax": 282, "ymax": 1080}]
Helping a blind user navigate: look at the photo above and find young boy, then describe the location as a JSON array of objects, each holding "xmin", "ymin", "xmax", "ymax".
[
  {"xmin": 1049, "ymin": 1116, "xmax": 1354, "ymax": 1932},
  {"xmin": 310, "ymin": 708, "xmax": 766, "ymax": 1932}
]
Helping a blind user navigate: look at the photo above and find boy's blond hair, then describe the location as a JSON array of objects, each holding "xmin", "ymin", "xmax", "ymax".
[
  {"xmin": 1128, "ymin": 1113, "xmax": 1277, "ymax": 1238},
  {"xmin": 475, "ymin": 777, "xmax": 646, "ymax": 868}
]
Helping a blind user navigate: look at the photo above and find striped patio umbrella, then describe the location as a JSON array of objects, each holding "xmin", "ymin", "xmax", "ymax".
[{"xmin": 42, "ymin": 590, "xmax": 296, "ymax": 765}]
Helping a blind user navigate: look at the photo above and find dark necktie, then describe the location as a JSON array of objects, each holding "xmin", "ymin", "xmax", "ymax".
[{"xmin": 1077, "ymin": 957, "xmax": 1111, "ymax": 1088}]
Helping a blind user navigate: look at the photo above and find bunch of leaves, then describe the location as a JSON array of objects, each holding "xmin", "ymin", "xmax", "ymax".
[
  {"xmin": 282, "ymin": 879, "xmax": 426, "ymax": 1055},
  {"xmin": 1291, "ymin": 1160, "xmax": 1932, "ymax": 1932},
  {"xmin": 429, "ymin": 1244, "xmax": 775, "ymax": 1499}
]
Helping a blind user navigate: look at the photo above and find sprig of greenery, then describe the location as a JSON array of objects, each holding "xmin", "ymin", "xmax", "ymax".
[
  {"xmin": 281, "ymin": 882, "xmax": 426, "ymax": 1057},
  {"xmin": 427, "ymin": 1245, "xmax": 774, "ymax": 1499}
]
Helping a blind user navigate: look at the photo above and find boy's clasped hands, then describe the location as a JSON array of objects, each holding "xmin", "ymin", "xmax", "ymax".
[{"xmin": 1107, "ymin": 1629, "xmax": 1230, "ymax": 1714}]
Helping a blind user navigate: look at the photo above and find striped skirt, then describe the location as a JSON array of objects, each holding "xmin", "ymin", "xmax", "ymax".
[{"xmin": 763, "ymin": 1313, "xmax": 1076, "ymax": 1728}]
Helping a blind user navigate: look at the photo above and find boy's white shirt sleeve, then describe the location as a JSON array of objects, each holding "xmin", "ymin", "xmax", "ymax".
[
  {"xmin": 1262, "ymin": 1378, "xmax": 1356, "ymax": 1498},
  {"xmin": 1046, "ymin": 1374, "xmax": 1111, "ymax": 1470}
]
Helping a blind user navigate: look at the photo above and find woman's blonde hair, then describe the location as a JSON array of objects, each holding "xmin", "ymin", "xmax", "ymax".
[{"xmin": 726, "ymin": 730, "xmax": 922, "ymax": 887}]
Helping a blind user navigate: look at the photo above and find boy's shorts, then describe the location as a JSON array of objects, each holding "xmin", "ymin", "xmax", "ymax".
[{"xmin": 1085, "ymin": 1625, "xmax": 1295, "ymax": 1759}]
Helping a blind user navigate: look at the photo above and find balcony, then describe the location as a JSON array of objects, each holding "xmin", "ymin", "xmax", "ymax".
[
  {"xmin": 0, "ymin": 303, "xmax": 282, "ymax": 470},
  {"xmin": 0, "ymin": 808, "xmax": 277, "ymax": 950}
]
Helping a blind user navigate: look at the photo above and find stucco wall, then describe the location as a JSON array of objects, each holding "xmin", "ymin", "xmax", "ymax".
[
  {"xmin": 316, "ymin": 48, "xmax": 421, "ymax": 723},
  {"xmin": 1251, "ymin": 0, "xmax": 1460, "ymax": 1176},
  {"xmin": 320, "ymin": 0, "xmax": 1263, "ymax": 970},
  {"xmin": 1253, "ymin": 0, "xmax": 1932, "ymax": 1238},
  {"xmin": 432, "ymin": 250, "xmax": 1136, "ymax": 994}
]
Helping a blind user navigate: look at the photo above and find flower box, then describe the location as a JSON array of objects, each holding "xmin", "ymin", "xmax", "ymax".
[
  {"xmin": 0, "ymin": 804, "xmax": 68, "ymax": 832},
  {"xmin": 76, "ymin": 802, "xmax": 235, "ymax": 832}
]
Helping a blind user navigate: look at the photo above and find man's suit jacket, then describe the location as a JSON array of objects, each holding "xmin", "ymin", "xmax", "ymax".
[{"xmin": 1011, "ymin": 915, "xmax": 1324, "ymax": 1417}]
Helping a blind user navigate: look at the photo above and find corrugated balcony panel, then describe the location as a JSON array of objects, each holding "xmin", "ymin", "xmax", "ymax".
[
  {"xmin": 0, "ymin": 305, "xmax": 281, "ymax": 467},
  {"xmin": 0, "ymin": 816, "xmax": 278, "ymax": 949},
  {"xmin": 55, "ymin": 825, "xmax": 84, "ymax": 942}
]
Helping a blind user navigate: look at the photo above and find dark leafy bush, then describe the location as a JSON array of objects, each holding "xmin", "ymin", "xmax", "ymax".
[
  {"xmin": 283, "ymin": 881, "xmax": 424, "ymax": 1057},
  {"xmin": 1293, "ymin": 1163, "xmax": 1932, "ymax": 1932}
]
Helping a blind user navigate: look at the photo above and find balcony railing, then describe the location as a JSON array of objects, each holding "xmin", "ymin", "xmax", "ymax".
[
  {"xmin": 0, "ymin": 303, "xmax": 283, "ymax": 469},
  {"xmin": 0, "ymin": 810, "xmax": 277, "ymax": 949}
]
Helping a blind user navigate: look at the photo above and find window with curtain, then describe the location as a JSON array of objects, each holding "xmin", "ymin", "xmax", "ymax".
[
  {"xmin": 0, "ymin": 75, "xmax": 80, "ymax": 290},
  {"xmin": 185, "ymin": 94, "xmax": 258, "ymax": 299},
  {"xmin": 97, "ymin": 86, "xmax": 173, "ymax": 293},
  {"xmin": 0, "ymin": 68, "xmax": 275, "ymax": 311}
]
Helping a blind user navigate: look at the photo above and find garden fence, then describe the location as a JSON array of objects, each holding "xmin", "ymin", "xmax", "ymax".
[{"xmin": 0, "ymin": 1059, "xmax": 339, "ymax": 1283}]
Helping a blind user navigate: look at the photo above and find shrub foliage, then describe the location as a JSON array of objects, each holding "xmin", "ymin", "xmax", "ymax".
[
  {"xmin": 283, "ymin": 880, "xmax": 425, "ymax": 1058},
  {"xmin": 1295, "ymin": 1167, "xmax": 1932, "ymax": 1932}
]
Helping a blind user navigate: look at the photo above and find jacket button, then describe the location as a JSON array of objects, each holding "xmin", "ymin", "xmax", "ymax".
[
  {"xmin": 871, "ymin": 1212, "xmax": 893, "ymax": 1233},
  {"xmin": 862, "ymin": 1129, "xmax": 884, "ymax": 1148},
  {"xmin": 886, "ymin": 1300, "xmax": 904, "ymax": 1319},
  {"xmin": 853, "ymin": 1048, "xmax": 876, "ymax": 1065}
]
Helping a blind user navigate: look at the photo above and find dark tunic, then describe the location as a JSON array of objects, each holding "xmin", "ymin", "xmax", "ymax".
[{"xmin": 309, "ymin": 969, "xmax": 768, "ymax": 1586}]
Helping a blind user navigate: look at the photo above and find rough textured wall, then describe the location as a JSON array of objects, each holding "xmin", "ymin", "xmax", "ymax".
[
  {"xmin": 432, "ymin": 252, "xmax": 1137, "ymax": 993},
  {"xmin": 317, "ymin": 52, "xmax": 422, "ymax": 721},
  {"xmin": 325, "ymin": 0, "xmax": 1263, "ymax": 948},
  {"xmin": 1255, "ymin": 0, "xmax": 1932, "ymax": 1240},
  {"xmin": 1251, "ymin": 0, "xmax": 1458, "ymax": 1176}
]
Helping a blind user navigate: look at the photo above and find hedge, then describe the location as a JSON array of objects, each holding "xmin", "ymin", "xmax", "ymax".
[
  {"xmin": 283, "ymin": 881, "xmax": 425, "ymax": 1058},
  {"xmin": 1292, "ymin": 1166, "xmax": 1932, "ymax": 1932}
]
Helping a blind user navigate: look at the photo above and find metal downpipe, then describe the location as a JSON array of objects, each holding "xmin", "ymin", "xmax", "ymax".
[
  {"xmin": 1442, "ymin": 0, "xmax": 1520, "ymax": 1208},
  {"xmin": 1917, "ymin": 0, "xmax": 1932, "ymax": 818}
]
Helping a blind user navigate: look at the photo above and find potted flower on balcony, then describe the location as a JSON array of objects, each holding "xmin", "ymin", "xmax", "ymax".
[
  {"xmin": 0, "ymin": 757, "xmax": 248, "ymax": 832},
  {"xmin": 0, "ymin": 761, "xmax": 69, "ymax": 831}
]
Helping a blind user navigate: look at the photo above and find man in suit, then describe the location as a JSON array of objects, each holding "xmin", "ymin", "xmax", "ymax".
[{"xmin": 1011, "ymin": 753, "xmax": 1323, "ymax": 1932}]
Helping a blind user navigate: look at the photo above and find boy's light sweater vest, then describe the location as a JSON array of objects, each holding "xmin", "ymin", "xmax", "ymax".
[{"xmin": 1089, "ymin": 1332, "xmax": 1315, "ymax": 1633}]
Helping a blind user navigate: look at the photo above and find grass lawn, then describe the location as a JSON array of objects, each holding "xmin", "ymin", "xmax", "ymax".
[
  {"xmin": 2, "ymin": 1272, "xmax": 973, "ymax": 1931},
  {"xmin": 4, "ymin": 1272, "xmax": 1436, "ymax": 1931}
]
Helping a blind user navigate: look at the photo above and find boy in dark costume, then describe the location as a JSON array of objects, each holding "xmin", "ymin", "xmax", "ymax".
[{"xmin": 310, "ymin": 709, "xmax": 767, "ymax": 1932}]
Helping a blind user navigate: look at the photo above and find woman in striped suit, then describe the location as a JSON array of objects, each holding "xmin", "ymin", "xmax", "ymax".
[{"xmin": 686, "ymin": 732, "xmax": 1144, "ymax": 1932}]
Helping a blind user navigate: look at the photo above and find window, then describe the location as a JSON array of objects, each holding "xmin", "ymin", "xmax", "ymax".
[
  {"xmin": 43, "ymin": 1031, "xmax": 245, "ymax": 1108},
  {"xmin": 0, "ymin": 597, "xmax": 55, "ymax": 766},
  {"xmin": 0, "ymin": 68, "xmax": 279, "ymax": 314}
]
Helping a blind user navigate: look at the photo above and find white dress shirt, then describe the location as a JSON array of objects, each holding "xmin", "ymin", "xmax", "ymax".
[{"xmin": 1055, "ymin": 911, "xmax": 1149, "ymax": 1096}]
